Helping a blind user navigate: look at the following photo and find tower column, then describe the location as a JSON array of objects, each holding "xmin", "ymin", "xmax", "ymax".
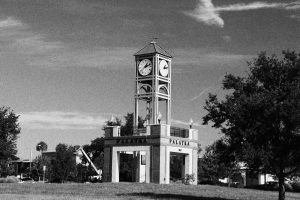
[{"xmin": 134, "ymin": 98, "xmax": 139, "ymax": 134}]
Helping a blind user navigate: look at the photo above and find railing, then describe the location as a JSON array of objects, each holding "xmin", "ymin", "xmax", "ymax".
[
  {"xmin": 136, "ymin": 128, "xmax": 147, "ymax": 135},
  {"xmin": 106, "ymin": 125, "xmax": 190, "ymax": 138},
  {"xmin": 170, "ymin": 127, "xmax": 189, "ymax": 138}
]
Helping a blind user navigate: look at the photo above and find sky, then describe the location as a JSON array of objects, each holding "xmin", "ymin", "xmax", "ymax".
[{"xmin": 0, "ymin": 0, "xmax": 299, "ymax": 160}]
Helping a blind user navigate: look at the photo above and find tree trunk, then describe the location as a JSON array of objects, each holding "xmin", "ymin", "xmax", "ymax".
[
  {"xmin": 278, "ymin": 173, "xmax": 285, "ymax": 200},
  {"xmin": 227, "ymin": 176, "xmax": 231, "ymax": 187}
]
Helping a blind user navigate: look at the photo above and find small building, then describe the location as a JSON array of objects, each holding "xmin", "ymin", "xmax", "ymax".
[
  {"xmin": 42, "ymin": 151, "xmax": 81, "ymax": 165},
  {"xmin": 11, "ymin": 159, "xmax": 32, "ymax": 178}
]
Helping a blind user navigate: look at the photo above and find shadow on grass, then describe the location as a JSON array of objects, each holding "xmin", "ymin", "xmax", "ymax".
[{"xmin": 117, "ymin": 192, "xmax": 234, "ymax": 200}]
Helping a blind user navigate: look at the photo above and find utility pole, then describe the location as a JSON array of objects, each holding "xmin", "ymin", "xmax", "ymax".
[
  {"xmin": 43, "ymin": 166, "xmax": 46, "ymax": 183},
  {"xmin": 29, "ymin": 150, "xmax": 32, "ymax": 174}
]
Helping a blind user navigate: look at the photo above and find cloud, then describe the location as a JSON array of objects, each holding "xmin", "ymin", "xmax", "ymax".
[
  {"xmin": 190, "ymin": 74, "xmax": 225, "ymax": 101},
  {"xmin": 0, "ymin": 16, "xmax": 135, "ymax": 70},
  {"xmin": 19, "ymin": 111, "xmax": 114, "ymax": 130},
  {"xmin": 184, "ymin": 0, "xmax": 224, "ymax": 27},
  {"xmin": 185, "ymin": 0, "xmax": 300, "ymax": 28},
  {"xmin": 0, "ymin": 17, "xmax": 23, "ymax": 29},
  {"xmin": 0, "ymin": 17, "xmax": 64, "ymax": 60},
  {"xmin": 20, "ymin": 111, "xmax": 207, "ymax": 131},
  {"xmin": 27, "ymin": 47, "xmax": 136, "ymax": 69},
  {"xmin": 290, "ymin": 14, "xmax": 300, "ymax": 20},
  {"xmin": 174, "ymin": 48, "xmax": 252, "ymax": 67},
  {"xmin": 222, "ymin": 35, "xmax": 231, "ymax": 42},
  {"xmin": 172, "ymin": 119, "xmax": 205, "ymax": 128},
  {"xmin": 12, "ymin": 35, "xmax": 63, "ymax": 55},
  {"xmin": 191, "ymin": 87, "xmax": 210, "ymax": 101}
]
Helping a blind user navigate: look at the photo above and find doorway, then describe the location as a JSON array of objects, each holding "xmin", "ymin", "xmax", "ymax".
[
  {"xmin": 119, "ymin": 152, "xmax": 135, "ymax": 182},
  {"xmin": 170, "ymin": 152, "xmax": 185, "ymax": 183}
]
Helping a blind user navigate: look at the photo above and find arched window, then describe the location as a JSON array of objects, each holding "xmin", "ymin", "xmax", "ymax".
[
  {"xmin": 139, "ymin": 84, "xmax": 152, "ymax": 94},
  {"xmin": 158, "ymin": 85, "xmax": 168, "ymax": 95}
]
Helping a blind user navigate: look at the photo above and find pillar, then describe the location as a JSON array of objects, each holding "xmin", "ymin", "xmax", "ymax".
[
  {"xmin": 103, "ymin": 147, "xmax": 112, "ymax": 182},
  {"xmin": 111, "ymin": 150, "xmax": 120, "ymax": 182}
]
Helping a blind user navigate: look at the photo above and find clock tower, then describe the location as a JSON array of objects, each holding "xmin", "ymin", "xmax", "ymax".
[
  {"xmin": 134, "ymin": 41, "xmax": 172, "ymax": 133},
  {"xmin": 103, "ymin": 41, "xmax": 199, "ymax": 184}
]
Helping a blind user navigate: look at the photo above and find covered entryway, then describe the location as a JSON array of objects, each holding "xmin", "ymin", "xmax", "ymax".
[
  {"xmin": 110, "ymin": 146, "xmax": 150, "ymax": 183},
  {"xmin": 118, "ymin": 151, "xmax": 147, "ymax": 182},
  {"xmin": 103, "ymin": 125, "xmax": 199, "ymax": 185},
  {"xmin": 170, "ymin": 152, "xmax": 186, "ymax": 183},
  {"xmin": 119, "ymin": 152, "xmax": 135, "ymax": 182}
]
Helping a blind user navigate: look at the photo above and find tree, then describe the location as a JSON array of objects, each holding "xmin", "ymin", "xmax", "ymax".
[
  {"xmin": 121, "ymin": 113, "xmax": 144, "ymax": 136},
  {"xmin": 82, "ymin": 137, "xmax": 105, "ymax": 176},
  {"xmin": 102, "ymin": 113, "xmax": 144, "ymax": 136},
  {"xmin": 31, "ymin": 155, "xmax": 51, "ymax": 181},
  {"xmin": 0, "ymin": 107, "xmax": 21, "ymax": 176},
  {"xmin": 203, "ymin": 51, "xmax": 300, "ymax": 200},
  {"xmin": 52, "ymin": 143, "xmax": 77, "ymax": 183},
  {"xmin": 199, "ymin": 139, "xmax": 240, "ymax": 186},
  {"xmin": 36, "ymin": 141, "xmax": 48, "ymax": 153}
]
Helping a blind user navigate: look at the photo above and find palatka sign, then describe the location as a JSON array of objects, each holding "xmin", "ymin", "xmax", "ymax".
[
  {"xmin": 116, "ymin": 138, "xmax": 147, "ymax": 145},
  {"xmin": 169, "ymin": 139, "xmax": 189, "ymax": 146}
]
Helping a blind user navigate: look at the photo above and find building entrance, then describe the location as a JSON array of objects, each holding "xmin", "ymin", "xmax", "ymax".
[
  {"xmin": 119, "ymin": 152, "xmax": 134, "ymax": 182},
  {"xmin": 118, "ymin": 151, "xmax": 147, "ymax": 182},
  {"xmin": 170, "ymin": 153, "xmax": 185, "ymax": 183}
]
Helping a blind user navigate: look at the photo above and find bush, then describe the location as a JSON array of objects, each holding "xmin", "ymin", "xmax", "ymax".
[
  {"xmin": 291, "ymin": 182, "xmax": 300, "ymax": 192},
  {"xmin": 245, "ymin": 182, "xmax": 294, "ymax": 192},
  {"xmin": 0, "ymin": 176, "xmax": 18, "ymax": 183},
  {"xmin": 198, "ymin": 179, "xmax": 225, "ymax": 186},
  {"xmin": 184, "ymin": 174, "xmax": 195, "ymax": 185},
  {"xmin": 0, "ymin": 178, "xmax": 8, "ymax": 183},
  {"xmin": 285, "ymin": 183, "xmax": 293, "ymax": 192}
]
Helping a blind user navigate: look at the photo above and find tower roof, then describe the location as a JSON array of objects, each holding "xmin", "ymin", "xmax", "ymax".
[{"xmin": 134, "ymin": 41, "xmax": 173, "ymax": 58}]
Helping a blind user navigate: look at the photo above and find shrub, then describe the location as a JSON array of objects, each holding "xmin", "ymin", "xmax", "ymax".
[
  {"xmin": 184, "ymin": 174, "xmax": 195, "ymax": 185},
  {"xmin": 291, "ymin": 182, "xmax": 300, "ymax": 192},
  {"xmin": 0, "ymin": 176, "xmax": 18, "ymax": 183},
  {"xmin": 0, "ymin": 178, "xmax": 8, "ymax": 183},
  {"xmin": 284, "ymin": 183, "xmax": 293, "ymax": 192}
]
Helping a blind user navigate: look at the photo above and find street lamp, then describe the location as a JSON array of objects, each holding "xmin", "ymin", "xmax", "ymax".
[{"xmin": 189, "ymin": 118, "xmax": 194, "ymax": 129}]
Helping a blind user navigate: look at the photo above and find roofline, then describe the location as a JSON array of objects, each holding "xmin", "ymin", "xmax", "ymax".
[
  {"xmin": 133, "ymin": 52, "xmax": 173, "ymax": 58},
  {"xmin": 133, "ymin": 42, "xmax": 173, "ymax": 58}
]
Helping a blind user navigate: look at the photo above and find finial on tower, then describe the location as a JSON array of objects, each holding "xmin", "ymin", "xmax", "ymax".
[
  {"xmin": 109, "ymin": 115, "xmax": 116, "ymax": 123},
  {"xmin": 151, "ymin": 37, "xmax": 158, "ymax": 44}
]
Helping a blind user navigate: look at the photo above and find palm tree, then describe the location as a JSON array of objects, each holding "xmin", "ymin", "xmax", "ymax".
[{"xmin": 36, "ymin": 141, "xmax": 48, "ymax": 154}]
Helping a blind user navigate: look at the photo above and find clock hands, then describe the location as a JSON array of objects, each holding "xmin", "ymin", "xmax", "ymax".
[
  {"xmin": 141, "ymin": 62, "xmax": 152, "ymax": 75},
  {"xmin": 144, "ymin": 63, "xmax": 152, "ymax": 69},
  {"xmin": 138, "ymin": 59, "xmax": 152, "ymax": 76}
]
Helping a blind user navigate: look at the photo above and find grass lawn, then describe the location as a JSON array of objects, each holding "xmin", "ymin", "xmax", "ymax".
[{"xmin": 0, "ymin": 182, "xmax": 299, "ymax": 200}]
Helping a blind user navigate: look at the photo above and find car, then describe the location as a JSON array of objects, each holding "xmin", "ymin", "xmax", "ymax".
[{"xmin": 20, "ymin": 177, "xmax": 35, "ymax": 183}]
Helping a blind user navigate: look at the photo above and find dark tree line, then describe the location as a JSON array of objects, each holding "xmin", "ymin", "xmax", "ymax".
[
  {"xmin": 35, "ymin": 113, "xmax": 143, "ymax": 182},
  {"xmin": 199, "ymin": 138, "xmax": 241, "ymax": 186}
]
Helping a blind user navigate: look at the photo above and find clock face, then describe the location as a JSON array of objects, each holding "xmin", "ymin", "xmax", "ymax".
[
  {"xmin": 159, "ymin": 60, "xmax": 169, "ymax": 77},
  {"xmin": 138, "ymin": 59, "xmax": 152, "ymax": 76}
]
